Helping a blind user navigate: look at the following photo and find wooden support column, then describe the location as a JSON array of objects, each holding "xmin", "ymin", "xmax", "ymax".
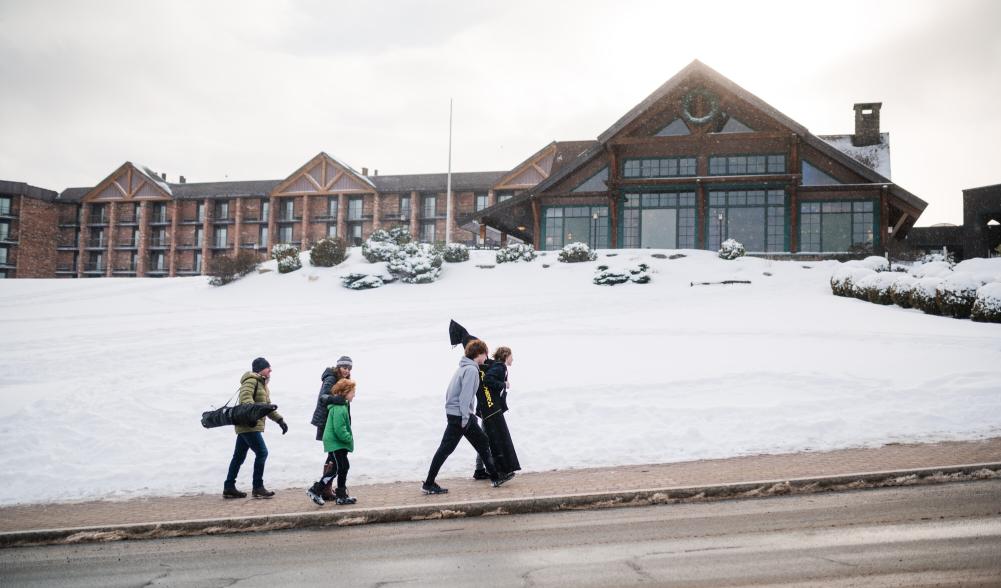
[
  {"xmin": 201, "ymin": 198, "xmax": 210, "ymax": 276},
  {"xmin": 608, "ymin": 194, "xmax": 619, "ymax": 249},
  {"xmin": 880, "ymin": 186, "xmax": 890, "ymax": 254},
  {"xmin": 300, "ymin": 194, "xmax": 310, "ymax": 249},
  {"xmin": 77, "ymin": 204, "xmax": 89, "ymax": 277},
  {"xmin": 696, "ymin": 180, "xmax": 706, "ymax": 249},
  {"xmin": 531, "ymin": 198, "xmax": 541, "ymax": 250},
  {"xmin": 106, "ymin": 201, "xmax": 117, "ymax": 276},
  {"xmin": 487, "ymin": 189, "xmax": 496, "ymax": 207},
  {"xmin": 233, "ymin": 198, "xmax": 242, "ymax": 255},
  {"xmin": 789, "ymin": 133, "xmax": 800, "ymax": 253},
  {"xmin": 137, "ymin": 201, "xmax": 149, "ymax": 276},
  {"xmin": 479, "ymin": 224, "xmax": 487, "ymax": 244},
  {"xmin": 500, "ymin": 232, "xmax": 508, "ymax": 247},
  {"xmin": 169, "ymin": 201, "xmax": 179, "ymax": 276},
  {"xmin": 409, "ymin": 191, "xmax": 419, "ymax": 238}
]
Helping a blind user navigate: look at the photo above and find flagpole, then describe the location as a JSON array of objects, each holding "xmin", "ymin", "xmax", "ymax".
[{"xmin": 445, "ymin": 98, "xmax": 453, "ymax": 244}]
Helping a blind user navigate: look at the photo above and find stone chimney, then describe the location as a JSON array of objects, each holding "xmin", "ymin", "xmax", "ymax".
[
  {"xmin": 179, "ymin": 175, "xmax": 186, "ymax": 184},
  {"xmin": 852, "ymin": 102, "xmax": 882, "ymax": 147},
  {"xmin": 374, "ymin": 169, "xmax": 378, "ymax": 176},
  {"xmin": 161, "ymin": 172, "xmax": 167, "ymax": 181},
  {"xmin": 362, "ymin": 167, "xmax": 369, "ymax": 176}
]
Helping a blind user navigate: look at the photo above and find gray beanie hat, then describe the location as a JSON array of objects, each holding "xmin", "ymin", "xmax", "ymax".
[{"xmin": 336, "ymin": 355, "xmax": 353, "ymax": 369}]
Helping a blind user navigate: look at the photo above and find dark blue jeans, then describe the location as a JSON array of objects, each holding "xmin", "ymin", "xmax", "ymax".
[{"xmin": 225, "ymin": 432, "xmax": 268, "ymax": 489}]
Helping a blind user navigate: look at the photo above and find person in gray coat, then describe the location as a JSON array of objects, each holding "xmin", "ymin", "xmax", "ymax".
[{"xmin": 421, "ymin": 339, "xmax": 513, "ymax": 494}]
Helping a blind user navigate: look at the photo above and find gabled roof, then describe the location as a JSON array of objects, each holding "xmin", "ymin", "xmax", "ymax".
[
  {"xmin": 73, "ymin": 162, "xmax": 174, "ymax": 203},
  {"xmin": 490, "ymin": 140, "xmax": 598, "ymax": 190},
  {"xmin": 479, "ymin": 60, "xmax": 925, "ymax": 219},
  {"xmin": 818, "ymin": 133, "xmax": 891, "ymax": 179}
]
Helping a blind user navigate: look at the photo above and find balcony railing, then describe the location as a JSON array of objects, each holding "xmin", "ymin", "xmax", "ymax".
[
  {"xmin": 86, "ymin": 238, "xmax": 107, "ymax": 249},
  {"xmin": 149, "ymin": 238, "xmax": 170, "ymax": 249},
  {"xmin": 382, "ymin": 211, "xmax": 411, "ymax": 221},
  {"xmin": 88, "ymin": 216, "xmax": 109, "ymax": 225},
  {"xmin": 0, "ymin": 208, "xmax": 15, "ymax": 218},
  {"xmin": 149, "ymin": 215, "xmax": 170, "ymax": 225},
  {"xmin": 84, "ymin": 263, "xmax": 106, "ymax": 272},
  {"xmin": 57, "ymin": 241, "xmax": 79, "ymax": 250},
  {"xmin": 212, "ymin": 216, "xmax": 234, "ymax": 224},
  {"xmin": 117, "ymin": 215, "xmax": 138, "ymax": 226},
  {"xmin": 113, "ymin": 265, "xmax": 137, "ymax": 273},
  {"xmin": 115, "ymin": 240, "xmax": 139, "ymax": 250},
  {"xmin": 180, "ymin": 217, "xmax": 204, "ymax": 225},
  {"xmin": 58, "ymin": 217, "xmax": 80, "ymax": 228},
  {"xmin": 211, "ymin": 241, "xmax": 231, "ymax": 250},
  {"xmin": 56, "ymin": 266, "xmax": 76, "ymax": 274},
  {"xmin": 0, "ymin": 232, "xmax": 17, "ymax": 243},
  {"xmin": 277, "ymin": 215, "xmax": 302, "ymax": 222},
  {"xmin": 146, "ymin": 267, "xmax": 168, "ymax": 274},
  {"xmin": 177, "ymin": 242, "xmax": 198, "ymax": 250}
]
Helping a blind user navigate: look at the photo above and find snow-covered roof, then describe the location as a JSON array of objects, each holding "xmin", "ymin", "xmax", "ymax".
[
  {"xmin": 324, "ymin": 152, "xmax": 376, "ymax": 189},
  {"xmin": 818, "ymin": 133, "xmax": 891, "ymax": 179},
  {"xmin": 136, "ymin": 164, "xmax": 173, "ymax": 196}
]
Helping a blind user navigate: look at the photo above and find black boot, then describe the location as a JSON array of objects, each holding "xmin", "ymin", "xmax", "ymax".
[
  {"xmin": 252, "ymin": 486, "xmax": 275, "ymax": 499},
  {"xmin": 306, "ymin": 482, "xmax": 325, "ymax": 506},
  {"xmin": 334, "ymin": 487, "xmax": 356, "ymax": 505},
  {"xmin": 223, "ymin": 483, "xmax": 247, "ymax": 499}
]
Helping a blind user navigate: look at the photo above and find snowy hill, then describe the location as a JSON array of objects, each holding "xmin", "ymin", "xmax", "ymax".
[{"xmin": 1, "ymin": 248, "xmax": 999, "ymax": 506}]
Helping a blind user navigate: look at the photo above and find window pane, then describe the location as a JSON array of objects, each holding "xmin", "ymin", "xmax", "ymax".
[
  {"xmin": 822, "ymin": 213, "xmax": 852, "ymax": 252},
  {"xmin": 728, "ymin": 207, "xmax": 765, "ymax": 252}
]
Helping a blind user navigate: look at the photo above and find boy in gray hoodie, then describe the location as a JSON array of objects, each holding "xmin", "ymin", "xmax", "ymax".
[{"xmin": 422, "ymin": 339, "xmax": 512, "ymax": 494}]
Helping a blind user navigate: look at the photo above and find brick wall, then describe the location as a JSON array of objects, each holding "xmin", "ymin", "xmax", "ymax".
[{"xmin": 15, "ymin": 196, "xmax": 60, "ymax": 278}]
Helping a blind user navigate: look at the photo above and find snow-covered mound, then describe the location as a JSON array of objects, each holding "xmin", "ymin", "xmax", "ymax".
[{"xmin": 1, "ymin": 248, "xmax": 999, "ymax": 506}]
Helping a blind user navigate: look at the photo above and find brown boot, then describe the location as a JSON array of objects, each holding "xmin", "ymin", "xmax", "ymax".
[{"xmin": 321, "ymin": 478, "xmax": 336, "ymax": 501}]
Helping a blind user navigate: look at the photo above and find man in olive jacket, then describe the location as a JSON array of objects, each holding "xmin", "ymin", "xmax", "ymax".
[{"xmin": 224, "ymin": 357, "xmax": 287, "ymax": 499}]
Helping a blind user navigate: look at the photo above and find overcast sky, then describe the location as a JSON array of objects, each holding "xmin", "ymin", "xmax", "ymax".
[{"xmin": 1, "ymin": 0, "xmax": 998, "ymax": 225}]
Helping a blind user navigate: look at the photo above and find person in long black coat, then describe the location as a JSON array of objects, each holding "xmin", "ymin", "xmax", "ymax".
[{"xmin": 474, "ymin": 347, "xmax": 520, "ymax": 478}]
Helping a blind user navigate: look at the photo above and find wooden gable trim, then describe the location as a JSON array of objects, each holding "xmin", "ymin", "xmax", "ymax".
[
  {"xmin": 81, "ymin": 162, "xmax": 171, "ymax": 203},
  {"xmin": 273, "ymin": 153, "xmax": 373, "ymax": 196},
  {"xmin": 493, "ymin": 143, "xmax": 558, "ymax": 190}
]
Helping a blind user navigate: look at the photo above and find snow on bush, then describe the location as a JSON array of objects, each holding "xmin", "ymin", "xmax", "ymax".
[
  {"xmin": 387, "ymin": 242, "xmax": 443, "ymax": 284},
  {"xmin": 971, "ymin": 282, "xmax": 1001, "ymax": 323},
  {"xmin": 919, "ymin": 251, "xmax": 956, "ymax": 267},
  {"xmin": 855, "ymin": 272, "xmax": 898, "ymax": 305},
  {"xmin": 935, "ymin": 274, "xmax": 985, "ymax": 319},
  {"xmin": 361, "ymin": 228, "xmax": 412, "ymax": 263},
  {"xmin": 593, "ymin": 263, "xmax": 650, "ymax": 286},
  {"xmin": 844, "ymin": 256, "xmax": 890, "ymax": 272},
  {"xmin": 888, "ymin": 274, "xmax": 918, "ymax": 308},
  {"xmin": 558, "ymin": 242, "xmax": 597, "ymax": 263},
  {"xmin": 911, "ymin": 260, "xmax": 954, "ymax": 279},
  {"xmin": 442, "ymin": 243, "xmax": 470, "ymax": 263},
  {"xmin": 341, "ymin": 273, "xmax": 385, "ymax": 290},
  {"xmin": 830, "ymin": 266, "xmax": 875, "ymax": 297},
  {"xmin": 496, "ymin": 243, "xmax": 537, "ymax": 263},
  {"xmin": 271, "ymin": 243, "xmax": 301, "ymax": 274},
  {"xmin": 911, "ymin": 277, "xmax": 944, "ymax": 315},
  {"xmin": 309, "ymin": 237, "xmax": 348, "ymax": 267},
  {"xmin": 953, "ymin": 258, "xmax": 1001, "ymax": 284},
  {"xmin": 718, "ymin": 239, "xmax": 745, "ymax": 260}
]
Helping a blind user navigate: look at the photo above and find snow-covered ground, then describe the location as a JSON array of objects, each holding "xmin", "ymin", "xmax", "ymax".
[{"xmin": 1, "ymin": 249, "xmax": 999, "ymax": 506}]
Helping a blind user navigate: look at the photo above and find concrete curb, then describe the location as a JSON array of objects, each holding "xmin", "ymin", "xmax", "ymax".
[{"xmin": 2, "ymin": 462, "xmax": 999, "ymax": 548}]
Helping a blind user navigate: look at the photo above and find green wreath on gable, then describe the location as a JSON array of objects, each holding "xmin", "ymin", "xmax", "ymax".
[{"xmin": 682, "ymin": 88, "xmax": 720, "ymax": 125}]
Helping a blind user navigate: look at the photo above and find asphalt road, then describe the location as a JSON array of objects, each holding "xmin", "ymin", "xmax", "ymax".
[{"xmin": 2, "ymin": 480, "xmax": 1000, "ymax": 587}]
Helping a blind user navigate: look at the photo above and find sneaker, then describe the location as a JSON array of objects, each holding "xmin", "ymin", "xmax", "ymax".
[
  {"xmin": 252, "ymin": 486, "xmax": 275, "ymax": 499},
  {"xmin": 472, "ymin": 470, "xmax": 491, "ymax": 480},
  {"xmin": 491, "ymin": 472, "xmax": 515, "ymax": 488},
  {"xmin": 421, "ymin": 481, "xmax": 448, "ymax": 495},
  {"xmin": 223, "ymin": 486, "xmax": 247, "ymax": 499},
  {"xmin": 306, "ymin": 482, "xmax": 325, "ymax": 506}
]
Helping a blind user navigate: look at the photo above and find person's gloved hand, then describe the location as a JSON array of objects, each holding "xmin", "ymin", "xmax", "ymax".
[{"xmin": 278, "ymin": 419, "xmax": 289, "ymax": 435}]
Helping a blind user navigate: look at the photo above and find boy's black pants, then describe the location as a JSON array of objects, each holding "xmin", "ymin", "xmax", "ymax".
[{"xmin": 426, "ymin": 414, "xmax": 496, "ymax": 484}]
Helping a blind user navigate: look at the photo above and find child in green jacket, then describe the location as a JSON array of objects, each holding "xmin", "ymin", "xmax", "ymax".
[{"xmin": 307, "ymin": 379, "xmax": 356, "ymax": 506}]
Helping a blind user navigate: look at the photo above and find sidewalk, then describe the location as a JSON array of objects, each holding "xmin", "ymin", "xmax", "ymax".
[{"xmin": 2, "ymin": 438, "xmax": 999, "ymax": 543}]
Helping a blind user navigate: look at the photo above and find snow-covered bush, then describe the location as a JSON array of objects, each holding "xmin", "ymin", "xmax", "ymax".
[
  {"xmin": 341, "ymin": 273, "xmax": 385, "ymax": 290},
  {"xmin": 919, "ymin": 251, "xmax": 956, "ymax": 267},
  {"xmin": 558, "ymin": 242, "xmax": 597, "ymax": 263},
  {"xmin": 855, "ymin": 272, "xmax": 898, "ymax": 305},
  {"xmin": 271, "ymin": 243, "xmax": 301, "ymax": 274},
  {"xmin": 388, "ymin": 242, "xmax": 443, "ymax": 284},
  {"xmin": 718, "ymin": 239, "xmax": 745, "ymax": 260},
  {"xmin": 888, "ymin": 275, "xmax": 918, "ymax": 308},
  {"xmin": 830, "ymin": 266, "xmax": 875, "ymax": 297},
  {"xmin": 361, "ymin": 228, "xmax": 413, "ymax": 263},
  {"xmin": 911, "ymin": 278, "xmax": 943, "ymax": 315},
  {"xmin": 935, "ymin": 274, "xmax": 984, "ymax": 319},
  {"xmin": 593, "ymin": 263, "xmax": 650, "ymax": 286},
  {"xmin": 309, "ymin": 237, "xmax": 347, "ymax": 267},
  {"xmin": 442, "ymin": 243, "xmax": 469, "ymax": 263},
  {"xmin": 496, "ymin": 243, "xmax": 537, "ymax": 263},
  {"xmin": 953, "ymin": 258, "xmax": 1001, "ymax": 284},
  {"xmin": 971, "ymin": 283, "xmax": 1001, "ymax": 323},
  {"xmin": 911, "ymin": 260, "xmax": 954, "ymax": 279}
]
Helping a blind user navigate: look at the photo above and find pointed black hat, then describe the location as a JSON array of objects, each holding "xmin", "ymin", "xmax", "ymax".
[{"xmin": 449, "ymin": 319, "xmax": 478, "ymax": 348}]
